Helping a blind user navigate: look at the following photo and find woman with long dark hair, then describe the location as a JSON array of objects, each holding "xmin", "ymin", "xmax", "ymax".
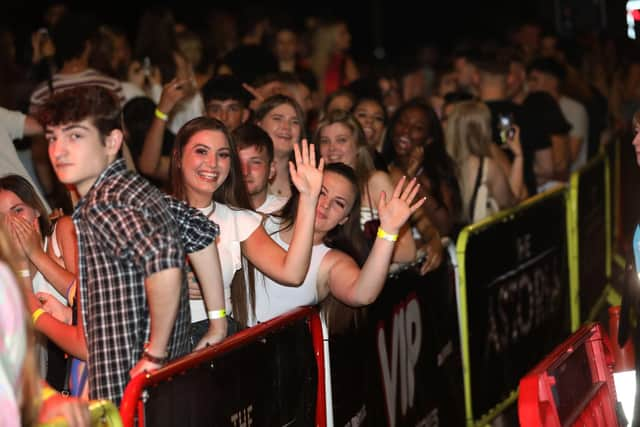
[{"xmin": 246, "ymin": 162, "xmax": 424, "ymax": 326}]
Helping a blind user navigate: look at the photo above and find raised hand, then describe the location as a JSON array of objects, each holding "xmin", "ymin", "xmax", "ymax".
[
  {"xmin": 377, "ymin": 176, "xmax": 426, "ymax": 235},
  {"xmin": 406, "ymin": 145, "xmax": 425, "ymax": 177},
  {"xmin": 10, "ymin": 214, "xmax": 42, "ymax": 259},
  {"xmin": 289, "ymin": 139, "xmax": 324, "ymax": 201},
  {"xmin": 157, "ymin": 77, "xmax": 192, "ymax": 115},
  {"xmin": 503, "ymin": 124, "xmax": 523, "ymax": 157}
]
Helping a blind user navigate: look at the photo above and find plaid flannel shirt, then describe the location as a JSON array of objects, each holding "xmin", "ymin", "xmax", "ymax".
[{"xmin": 73, "ymin": 159, "xmax": 218, "ymax": 404}]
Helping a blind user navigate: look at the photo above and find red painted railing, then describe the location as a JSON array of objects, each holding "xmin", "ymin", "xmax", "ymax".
[{"xmin": 119, "ymin": 306, "xmax": 325, "ymax": 427}]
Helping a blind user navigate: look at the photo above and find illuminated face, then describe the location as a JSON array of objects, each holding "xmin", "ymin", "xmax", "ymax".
[
  {"xmin": 354, "ymin": 100, "xmax": 385, "ymax": 149},
  {"xmin": 238, "ymin": 145, "xmax": 274, "ymax": 197},
  {"xmin": 319, "ymin": 122, "xmax": 358, "ymax": 168},
  {"xmin": 257, "ymin": 103, "xmax": 302, "ymax": 157},
  {"xmin": 315, "ymin": 171, "xmax": 356, "ymax": 233},
  {"xmin": 392, "ymin": 107, "xmax": 430, "ymax": 158},
  {"xmin": 507, "ymin": 61, "xmax": 526, "ymax": 98},
  {"xmin": 0, "ymin": 189, "xmax": 40, "ymax": 231},
  {"xmin": 206, "ymin": 99, "xmax": 249, "ymax": 131},
  {"xmin": 180, "ymin": 129, "xmax": 231, "ymax": 207},
  {"xmin": 46, "ymin": 120, "xmax": 118, "ymax": 196}
]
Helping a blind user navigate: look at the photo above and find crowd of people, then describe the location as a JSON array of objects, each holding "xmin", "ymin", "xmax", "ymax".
[{"xmin": 0, "ymin": 3, "xmax": 637, "ymax": 425}]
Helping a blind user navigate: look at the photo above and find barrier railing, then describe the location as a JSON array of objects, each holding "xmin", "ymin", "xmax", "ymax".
[
  {"xmin": 566, "ymin": 153, "xmax": 613, "ymax": 326},
  {"xmin": 327, "ymin": 256, "xmax": 465, "ymax": 427},
  {"xmin": 456, "ymin": 186, "xmax": 572, "ymax": 426},
  {"xmin": 112, "ymin": 138, "xmax": 626, "ymax": 426},
  {"xmin": 39, "ymin": 399, "xmax": 122, "ymax": 427},
  {"xmin": 120, "ymin": 307, "xmax": 324, "ymax": 427},
  {"xmin": 518, "ymin": 323, "xmax": 617, "ymax": 427}
]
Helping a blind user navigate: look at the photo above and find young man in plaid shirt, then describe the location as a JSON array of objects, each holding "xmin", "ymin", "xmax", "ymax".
[{"xmin": 37, "ymin": 85, "xmax": 225, "ymax": 404}]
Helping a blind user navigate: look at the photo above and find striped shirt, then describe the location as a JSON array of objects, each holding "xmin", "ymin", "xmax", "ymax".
[
  {"xmin": 73, "ymin": 159, "xmax": 219, "ymax": 404},
  {"xmin": 29, "ymin": 69, "xmax": 126, "ymax": 114}
]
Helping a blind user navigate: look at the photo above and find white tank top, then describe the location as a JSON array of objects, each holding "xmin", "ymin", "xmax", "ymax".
[{"xmin": 249, "ymin": 217, "xmax": 332, "ymax": 327}]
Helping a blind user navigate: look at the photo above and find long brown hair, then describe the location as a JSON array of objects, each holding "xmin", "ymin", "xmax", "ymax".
[
  {"xmin": 0, "ymin": 175, "xmax": 52, "ymax": 237},
  {"xmin": 253, "ymin": 94, "xmax": 308, "ymax": 141},
  {"xmin": 274, "ymin": 162, "xmax": 368, "ymax": 333},
  {"xmin": 170, "ymin": 116, "xmax": 252, "ymax": 210},
  {"xmin": 170, "ymin": 116, "xmax": 255, "ymax": 328}
]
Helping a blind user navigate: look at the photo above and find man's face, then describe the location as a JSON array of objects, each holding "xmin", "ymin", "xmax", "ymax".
[
  {"xmin": 238, "ymin": 145, "xmax": 274, "ymax": 198},
  {"xmin": 507, "ymin": 61, "xmax": 526, "ymax": 98},
  {"xmin": 46, "ymin": 119, "xmax": 120, "ymax": 196},
  {"xmin": 205, "ymin": 99, "xmax": 249, "ymax": 131}
]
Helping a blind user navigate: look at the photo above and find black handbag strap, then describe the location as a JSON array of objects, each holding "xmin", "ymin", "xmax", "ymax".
[{"xmin": 469, "ymin": 157, "xmax": 485, "ymax": 221}]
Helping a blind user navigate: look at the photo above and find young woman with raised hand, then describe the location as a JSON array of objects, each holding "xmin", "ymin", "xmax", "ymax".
[
  {"xmin": 247, "ymin": 162, "xmax": 425, "ymax": 326},
  {"xmin": 382, "ymin": 99, "xmax": 463, "ymax": 240},
  {"xmin": 170, "ymin": 116, "xmax": 323, "ymax": 331},
  {"xmin": 444, "ymin": 100, "xmax": 524, "ymax": 224}
]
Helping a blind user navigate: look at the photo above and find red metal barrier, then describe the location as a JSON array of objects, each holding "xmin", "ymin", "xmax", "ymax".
[
  {"xmin": 518, "ymin": 323, "xmax": 618, "ymax": 427},
  {"xmin": 119, "ymin": 307, "xmax": 325, "ymax": 427}
]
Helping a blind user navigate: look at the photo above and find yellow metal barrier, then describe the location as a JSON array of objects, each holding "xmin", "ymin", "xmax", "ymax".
[{"xmin": 456, "ymin": 186, "xmax": 569, "ymax": 426}]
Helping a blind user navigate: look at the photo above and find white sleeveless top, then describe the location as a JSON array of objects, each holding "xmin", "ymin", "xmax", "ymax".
[
  {"xmin": 190, "ymin": 202, "xmax": 262, "ymax": 322},
  {"xmin": 249, "ymin": 217, "xmax": 332, "ymax": 327},
  {"xmin": 32, "ymin": 234, "xmax": 67, "ymax": 305}
]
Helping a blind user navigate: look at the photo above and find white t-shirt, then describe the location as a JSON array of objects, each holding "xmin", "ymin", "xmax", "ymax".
[
  {"xmin": 190, "ymin": 202, "xmax": 262, "ymax": 321},
  {"xmin": 559, "ymin": 96, "xmax": 589, "ymax": 172},
  {"xmin": 0, "ymin": 108, "xmax": 49, "ymax": 211},
  {"xmin": 249, "ymin": 217, "xmax": 331, "ymax": 326},
  {"xmin": 256, "ymin": 194, "xmax": 288, "ymax": 215}
]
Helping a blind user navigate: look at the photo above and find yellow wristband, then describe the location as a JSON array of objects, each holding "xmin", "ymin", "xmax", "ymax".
[
  {"xmin": 32, "ymin": 308, "xmax": 46, "ymax": 325},
  {"xmin": 154, "ymin": 108, "xmax": 168, "ymax": 122},
  {"xmin": 207, "ymin": 309, "xmax": 226, "ymax": 320},
  {"xmin": 18, "ymin": 269, "xmax": 30, "ymax": 278},
  {"xmin": 377, "ymin": 227, "xmax": 398, "ymax": 242},
  {"xmin": 41, "ymin": 384, "xmax": 57, "ymax": 401}
]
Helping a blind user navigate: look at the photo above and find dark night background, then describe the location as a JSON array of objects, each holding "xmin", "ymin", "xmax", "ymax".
[{"xmin": 3, "ymin": 0, "xmax": 634, "ymax": 64}]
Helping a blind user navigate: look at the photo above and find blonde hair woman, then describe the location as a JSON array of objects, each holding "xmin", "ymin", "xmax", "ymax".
[
  {"xmin": 444, "ymin": 100, "xmax": 525, "ymax": 223},
  {"xmin": 310, "ymin": 19, "xmax": 359, "ymax": 100}
]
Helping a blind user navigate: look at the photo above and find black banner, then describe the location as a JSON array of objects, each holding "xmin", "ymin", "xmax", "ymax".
[
  {"xmin": 577, "ymin": 158, "xmax": 607, "ymax": 321},
  {"xmin": 329, "ymin": 257, "xmax": 465, "ymax": 427},
  {"xmin": 463, "ymin": 190, "xmax": 571, "ymax": 419},
  {"xmin": 142, "ymin": 318, "xmax": 317, "ymax": 426}
]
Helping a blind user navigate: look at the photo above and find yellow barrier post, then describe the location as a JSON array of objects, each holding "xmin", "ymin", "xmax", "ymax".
[{"xmin": 455, "ymin": 187, "xmax": 569, "ymax": 427}]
